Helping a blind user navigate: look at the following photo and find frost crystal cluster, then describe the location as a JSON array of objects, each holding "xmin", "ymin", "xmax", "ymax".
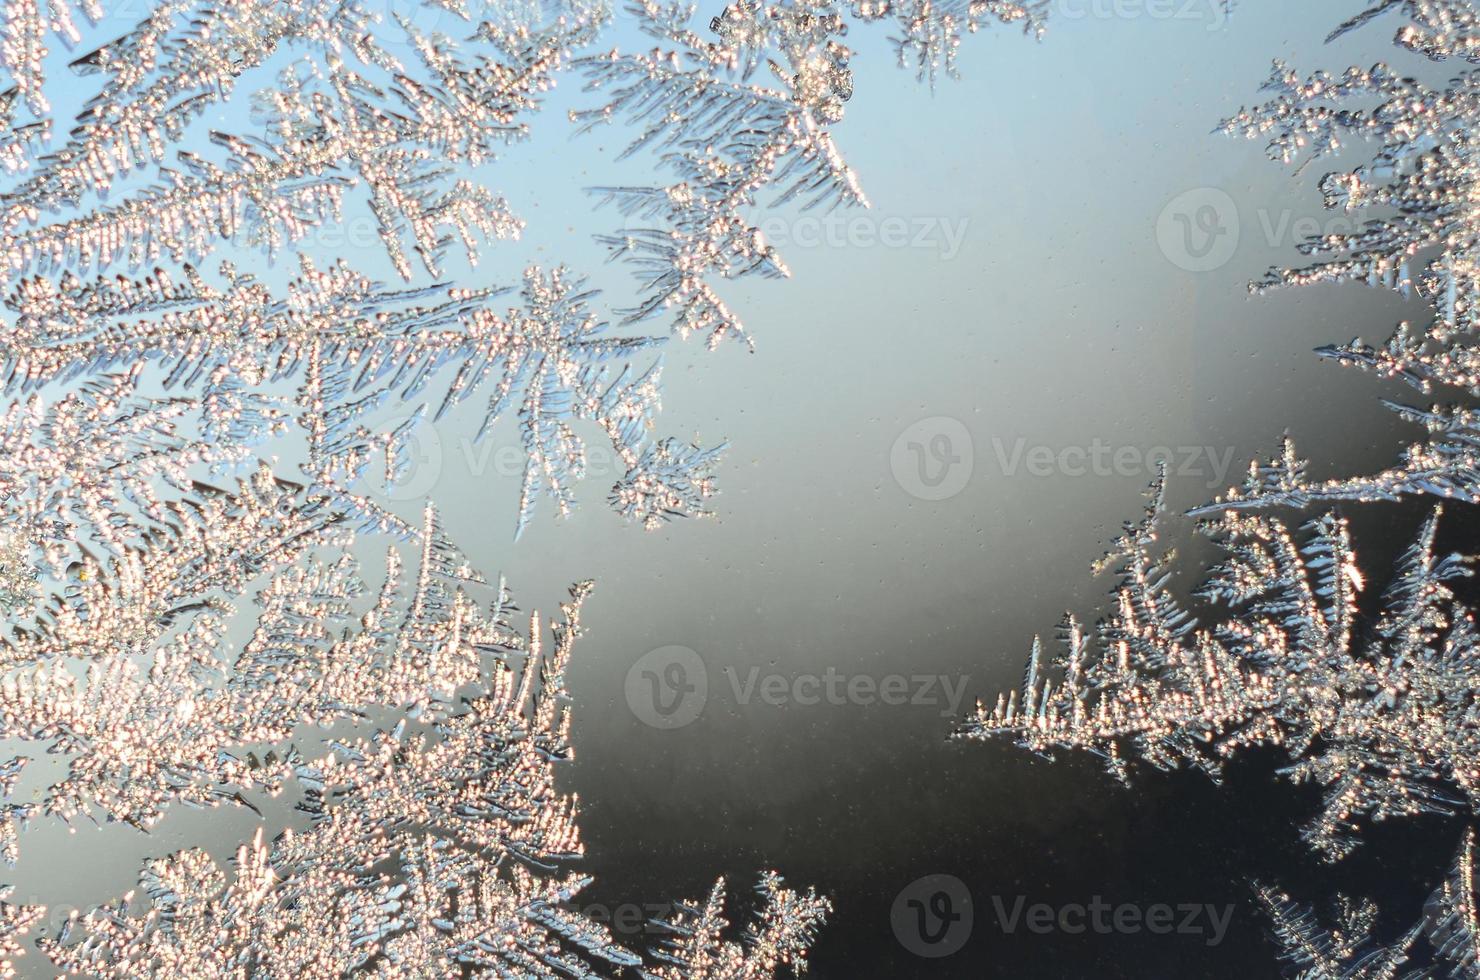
[
  {"xmin": 962, "ymin": 0, "xmax": 1480, "ymax": 974},
  {"xmin": 1258, "ymin": 829, "xmax": 1480, "ymax": 978},
  {"xmin": 0, "ymin": 0, "xmax": 730, "ymax": 540},
  {"xmin": 0, "ymin": 0, "xmax": 866, "ymax": 973},
  {"xmin": 1209, "ymin": 0, "xmax": 1480, "ymax": 513},
  {"xmin": 22, "ymin": 580, "xmax": 830, "ymax": 977},
  {"xmin": 0, "ymin": 0, "xmax": 1063, "ymax": 967},
  {"xmin": 966, "ymin": 472, "xmax": 1474, "ymax": 854},
  {"xmin": 572, "ymin": 0, "xmax": 1047, "ymax": 347}
]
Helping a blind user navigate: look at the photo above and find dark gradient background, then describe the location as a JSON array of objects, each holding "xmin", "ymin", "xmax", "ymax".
[{"xmin": 7, "ymin": 2, "xmax": 1470, "ymax": 976}]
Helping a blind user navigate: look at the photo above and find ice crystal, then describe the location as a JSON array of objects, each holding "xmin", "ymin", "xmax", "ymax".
[
  {"xmin": 1258, "ymin": 828, "xmax": 1480, "ymax": 979},
  {"xmin": 0, "ymin": 318, "xmax": 735, "ymax": 965},
  {"xmin": 0, "ymin": 89, "xmax": 47, "ymax": 176},
  {"xmin": 0, "ymin": 0, "xmax": 102, "ymax": 118},
  {"xmin": 0, "ymin": 466, "xmax": 351, "ymax": 839},
  {"xmin": 961, "ymin": 473, "xmax": 1480, "ymax": 860},
  {"xmin": 0, "ymin": 886, "xmax": 42, "ymax": 979},
  {"xmin": 0, "ymin": 0, "xmax": 1078, "ymax": 967},
  {"xmin": 967, "ymin": 0, "xmax": 1480, "ymax": 852},
  {"xmin": 0, "ymin": 3, "xmax": 594, "ymax": 280},
  {"xmin": 0, "ymin": 0, "xmax": 834, "ymax": 973},
  {"xmin": 574, "ymin": 0, "xmax": 867, "ymax": 349},
  {"xmin": 572, "ymin": 0, "xmax": 1046, "ymax": 347},
  {"xmin": 0, "ymin": 255, "xmax": 722, "ymax": 536},
  {"xmin": 0, "ymin": 0, "xmax": 729, "ymax": 537},
  {"xmin": 0, "ymin": 0, "xmax": 387, "ymax": 229},
  {"xmin": 856, "ymin": 0, "xmax": 1047, "ymax": 83},
  {"xmin": 40, "ymin": 581, "xmax": 608, "ymax": 975},
  {"xmin": 31, "ymin": 579, "xmax": 828, "ymax": 978},
  {"xmin": 1208, "ymin": 0, "xmax": 1480, "ymax": 512},
  {"xmin": 645, "ymin": 874, "xmax": 832, "ymax": 980},
  {"xmin": 956, "ymin": 2, "xmax": 1480, "ymax": 974},
  {"xmin": 0, "ymin": 370, "xmax": 260, "ymax": 570},
  {"xmin": 0, "ymin": 532, "xmax": 36, "ymax": 617},
  {"xmin": 1257, "ymin": 887, "xmax": 1420, "ymax": 979}
]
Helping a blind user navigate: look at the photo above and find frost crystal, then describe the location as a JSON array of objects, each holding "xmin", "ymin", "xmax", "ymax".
[
  {"xmin": 34, "ymin": 578, "xmax": 828, "ymax": 977},
  {"xmin": 0, "ymin": 0, "xmax": 1084, "ymax": 968},
  {"xmin": 574, "ymin": 0, "xmax": 867, "ymax": 349},
  {"xmin": 0, "ymin": 256, "xmax": 723, "ymax": 537},
  {"xmin": 0, "ymin": 0, "xmax": 831, "ymax": 973},
  {"xmin": 1259, "ymin": 828, "xmax": 1480, "ymax": 978},
  {"xmin": 859, "ymin": 0, "xmax": 1047, "ymax": 83},
  {"xmin": 645, "ymin": 874, "xmax": 832, "ymax": 980},
  {"xmin": 1257, "ymin": 887, "xmax": 1421, "ymax": 979},
  {"xmin": 964, "ymin": 2, "xmax": 1480, "ymax": 972},
  {"xmin": 1209, "ymin": 0, "xmax": 1480, "ymax": 511},
  {"xmin": 963, "ymin": 471, "xmax": 1480, "ymax": 858},
  {"xmin": 0, "ymin": 3, "xmax": 586, "ymax": 280},
  {"xmin": 0, "ymin": 886, "xmax": 42, "ymax": 978},
  {"xmin": 572, "ymin": 0, "xmax": 1046, "ymax": 347},
  {"xmin": 0, "ymin": 0, "xmax": 102, "ymax": 118},
  {"xmin": 0, "ymin": 0, "xmax": 724, "ymax": 537}
]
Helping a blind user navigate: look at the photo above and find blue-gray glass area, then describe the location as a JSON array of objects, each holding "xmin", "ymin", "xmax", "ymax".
[{"xmin": 0, "ymin": 1, "xmax": 1474, "ymax": 977}]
